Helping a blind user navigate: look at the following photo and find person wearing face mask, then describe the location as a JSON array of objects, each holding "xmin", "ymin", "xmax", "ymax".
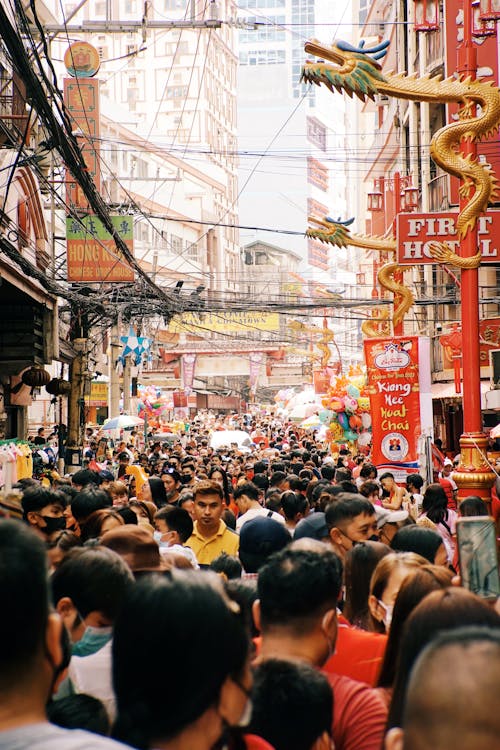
[
  {"xmin": 160, "ymin": 467, "xmax": 182, "ymax": 504},
  {"xmin": 112, "ymin": 571, "xmax": 253, "ymax": 750},
  {"xmin": 367, "ymin": 552, "xmax": 427, "ymax": 634},
  {"xmin": 153, "ymin": 506, "xmax": 199, "ymax": 568},
  {"xmin": 51, "ymin": 547, "xmax": 134, "ymax": 657},
  {"xmin": 180, "ymin": 461, "xmax": 197, "ymax": 488},
  {"xmin": 0, "ymin": 520, "xmax": 129, "ymax": 750},
  {"xmin": 22, "ymin": 486, "xmax": 68, "ymax": 538},
  {"xmin": 254, "ymin": 542, "xmax": 388, "ymax": 750},
  {"xmin": 325, "ymin": 494, "xmax": 380, "ymax": 560}
]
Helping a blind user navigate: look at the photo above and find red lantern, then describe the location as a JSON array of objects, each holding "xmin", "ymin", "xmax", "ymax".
[
  {"xmin": 414, "ymin": 0, "xmax": 440, "ymax": 30},
  {"xmin": 22, "ymin": 365, "xmax": 51, "ymax": 388},
  {"xmin": 479, "ymin": 0, "xmax": 500, "ymax": 20}
]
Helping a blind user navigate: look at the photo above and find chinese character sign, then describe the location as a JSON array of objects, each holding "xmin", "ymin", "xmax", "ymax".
[
  {"xmin": 364, "ymin": 337, "xmax": 421, "ymax": 478},
  {"xmin": 66, "ymin": 215, "xmax": 135, "ymax": 282}
]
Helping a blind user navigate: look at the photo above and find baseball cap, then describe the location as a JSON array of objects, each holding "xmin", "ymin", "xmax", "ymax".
[
  {"xmin": 99, "ymin": 470, "xmax": 114, "ymax": 482},
  {"xmin": 375, "ymin": 507, "xmax": 409, "ymax": 529},
  {"xmin": 443, "ymin": 458, "xmax": 453, "ymax": 467},
  {"xmin": 239, "ymin": 516, "xmax": 291, "ymax": 574},
  {"xmin": 293, "ymin": 512, "xmax": 329, "ymax": 541}
]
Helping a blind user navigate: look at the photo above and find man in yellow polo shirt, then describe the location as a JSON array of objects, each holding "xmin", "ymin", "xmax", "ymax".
[{"xmin": 185, "ymin": 480, "xmax": 239, "ymax": 565}]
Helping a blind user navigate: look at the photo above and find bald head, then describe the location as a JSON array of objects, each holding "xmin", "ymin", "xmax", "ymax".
[{"xmin": 386, "ymin": 627, "xmax": 500, "ymax": 750}]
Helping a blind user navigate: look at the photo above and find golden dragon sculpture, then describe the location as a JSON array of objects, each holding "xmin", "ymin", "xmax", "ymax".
[
  {"xmin": 306, "ymin": 215, "xmax": 413, "ymax": 337},
  {"xmin": 288, "ymin": 319, "xmax": 335, "ymax": 369},
  {"xmin": 302, "ymin": 39, "xmax": 500, "ymax": 269}
]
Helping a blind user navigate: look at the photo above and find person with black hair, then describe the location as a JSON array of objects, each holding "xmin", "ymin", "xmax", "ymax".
[
  {"xmin": 325, "ymin": 494, "xmax": 379, "ymax": 560},
  {"xmin": 71, "ymin": 487, "xmax": 112, "ymax": 533},
  {"xmin": 234, "ymin": 482, "xmax": 285, "ymax": 531},
  {"xmin": 458, "ymin": 495, "xmax": 489, "ymax": 517},
  {"xmin": 269, "ymin": 471, "xmax": 289, "ymax": 492},
  {"xmin": 47, "ymin": 694, "xmax": 110, "ymax": 736},
  {"xmin": 154, "ymin": 506, "xmax": 198, "ymax": 568},
  {"xmin": 248, "ymin": 660, "xmax": 333, "ymax": 750},
  {"xmin": 390, "ymin": 525, "xmax": 448, "ymax": 567},
  {"xmin": 112, "ymin": 571, "xmax": 252, "ymax": 750},
  {"xmin": 320, "ymin": 464, "xmax": 336, "ymax": 482},
  {"xmin": 186, "ymin": 480, "xmax": 239, "ymax": 565},
  {"xmin": 71, "ymin": 469, "xmax": 102, "ymax": 490},
  {"xmin": 210, "ymin": 552, "xmax": 243, "ymax": 580},
  {"xmin": 22, "ymin": 487, "xmax": 67, "ymax": 538},
  {"xmin": 0, "ymin": 520, "xmax": 126, "ymax": 750},
  {"xmin": 51, "ymin": 547, "xmax": 134, "ymax": 657},
  {"xmin": 252, "ymin": 473, "xmax": 270, "ymax": 495},
  {"xmin": 281, "ymin": 491, "xmax": 309, "ymax": 532},
  {"xmin": 47, "ymin": 529, "xmax": 82, "ymax": 570},
  {"xmin": 255, "ymin": 543, "xmax": 387, "ymax": 750}
]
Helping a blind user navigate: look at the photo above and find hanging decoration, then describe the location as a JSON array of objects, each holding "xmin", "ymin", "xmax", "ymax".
[{"xmin": 118, "ymin": 326, "xmax": 153, "ymax": 368}]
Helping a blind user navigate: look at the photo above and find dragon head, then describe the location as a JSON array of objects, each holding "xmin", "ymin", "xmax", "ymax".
[
  {"xmin": 306, "ymin": 215, "xmax": 355, "ymax": 247},
  {"xmin": 301, "ymin": 39, "xmax": 389, "ymax": 100}
]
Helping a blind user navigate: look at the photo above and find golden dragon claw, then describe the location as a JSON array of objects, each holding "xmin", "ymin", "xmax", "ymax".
[{"xmin": 429, "ymin": 242, "xmax": 481, "ymax": 269}]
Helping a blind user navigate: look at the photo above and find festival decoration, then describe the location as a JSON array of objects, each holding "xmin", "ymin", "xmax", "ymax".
[
  {"xmin": 320, "ymin": 366, "xmax": 372, "ymax": 450},
  {"xmin": 119, "ymin": 326, "xmax": 152, "ymax": 367}
]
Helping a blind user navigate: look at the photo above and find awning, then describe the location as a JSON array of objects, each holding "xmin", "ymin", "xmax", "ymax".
[{"xmin": 431, "ymin": 381, "xmax": 491, "ymax": 408}]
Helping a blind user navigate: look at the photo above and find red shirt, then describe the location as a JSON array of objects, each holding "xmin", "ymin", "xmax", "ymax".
[
  {"xmin": 323, "ymin": 615, "xmax": 387, "ymax": 687},
  {"xmin": 243, "ymin": 735, "xmax": 275, "ymax": 750},
  {"xmin": 324, "ymin": 672, "xmax": 388, "ymax": 750}
]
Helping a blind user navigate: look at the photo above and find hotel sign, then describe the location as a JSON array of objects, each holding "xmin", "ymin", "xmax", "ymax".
[{"xmin": 396, "ymin": 212, "xmax": 500, "ymax": 265}]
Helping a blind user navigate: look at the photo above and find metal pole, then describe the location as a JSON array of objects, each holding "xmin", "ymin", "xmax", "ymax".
[{"xmin": 453, "ymin": 0, "xmax": 495, "ymax": 501}]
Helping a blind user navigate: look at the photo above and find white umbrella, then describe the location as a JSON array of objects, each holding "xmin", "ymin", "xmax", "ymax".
[
  {"xmin": 300, "ymin": 414, "xmax": 322, "ymax": 429},
  {"xmin": 285, "ymin": 389, "xmax": 321, "ymax": 410},
  {"xmin": 289, "ymin": 403, "xmax": 319, "ymax": 422},
  {"xmin": 101, "ymin": 414, "xmax": 144, "ymax": 431}
]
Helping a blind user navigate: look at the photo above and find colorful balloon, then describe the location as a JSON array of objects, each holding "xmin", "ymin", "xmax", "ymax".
[
  {"xmin": 357, "ymin": 396, "xmax": 370, "ymax": 411},
  {"xmin": 349, "ymin": 414, "xmax": 363, "ymax": 430},
  {"xmin": 347, "ymin": 384, "xmax": 360, "ymax": 399},
  {"xmin": 361, "ymin": 412, "xmax": 372, "ymax": 429}
]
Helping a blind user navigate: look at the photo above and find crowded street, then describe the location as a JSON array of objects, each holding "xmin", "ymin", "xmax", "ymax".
[{"xmin": 2, "ymin": 0, "xmax": 500, "ymax": 746}]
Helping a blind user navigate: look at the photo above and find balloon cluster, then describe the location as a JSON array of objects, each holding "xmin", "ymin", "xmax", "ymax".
[{"xmin": 319, "ymin": 366, "xmax": 372, "ymax": 448}]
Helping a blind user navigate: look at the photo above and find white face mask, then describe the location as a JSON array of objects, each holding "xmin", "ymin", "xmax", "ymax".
[
  {"xmin": 377, "ymin": 600, "xmax": 393, "ymax": 630},
  {"xmin": 237, "ymin": 696, "xmax": 253, "ymax": 728}
]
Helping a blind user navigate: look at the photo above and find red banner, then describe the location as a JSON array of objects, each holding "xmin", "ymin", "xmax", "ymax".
[
  {"xmin": 364, "ymin": 337, "xmax": 421, "ymax": 477},
  {"xmin": 397, "ymin": 211, "xmax": 500, "ymax": 264},
  {"xmin": 182, "ymin": 354, "xmax": 196, "ymax": 391}
]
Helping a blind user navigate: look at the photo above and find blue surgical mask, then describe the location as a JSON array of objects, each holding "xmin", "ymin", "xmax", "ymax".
[{"xmin": 153, "ymin": 530, "xmax": 163, "ymax": 545}]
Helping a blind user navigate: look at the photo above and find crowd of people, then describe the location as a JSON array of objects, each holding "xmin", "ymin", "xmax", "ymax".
[{"xmin": 1, "ymin": 412, "xmax": 500, "ymax": 750}]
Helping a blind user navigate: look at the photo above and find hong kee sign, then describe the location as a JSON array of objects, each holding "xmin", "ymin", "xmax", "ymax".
[{"xmin": 397, "ymin": 211, "xmax": 500, "ymax": 265}]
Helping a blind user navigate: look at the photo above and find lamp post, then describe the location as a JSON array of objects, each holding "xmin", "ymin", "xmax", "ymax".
[{"xmin": 452, "ymin": 0, "xmax": 495, "ymax": 501}]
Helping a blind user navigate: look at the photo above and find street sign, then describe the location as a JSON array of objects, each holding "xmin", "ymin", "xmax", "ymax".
[{"xmin": 396, "ymin": 211, "xmax": 500, "ymax": 265}]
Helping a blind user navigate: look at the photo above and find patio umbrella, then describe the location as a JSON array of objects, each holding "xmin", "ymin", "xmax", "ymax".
[
  {"xmin": 299, "ymin": 414, "xmax": 322, "ymax": 429},
  {"xmin": 101, "ymin": 414, "xmax": 145, "ymax": 431}
]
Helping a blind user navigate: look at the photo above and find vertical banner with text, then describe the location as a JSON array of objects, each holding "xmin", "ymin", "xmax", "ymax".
[
  {"xmin": 182, "ymin": 354, "xmax": 197, "ymax": 392},
  {"xmin": 364, "ymin": 336, "xmax": 422, "ymax": 481}
]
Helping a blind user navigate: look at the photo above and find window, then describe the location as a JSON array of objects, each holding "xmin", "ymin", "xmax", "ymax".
[
  {"xmin": 307, "ymin": 157, "xmax": 328, "ymax": 191},
  {"xmin": 307, "ymin": 116, "xmax": 327, "ymax": 151},
  {"xmin": 170, "ymin": 234, "xmax": 183, "ymax": 254}
]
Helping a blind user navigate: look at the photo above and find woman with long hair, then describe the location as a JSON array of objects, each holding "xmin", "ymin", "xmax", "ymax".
[
  {"xmin": 420, "ymin": 483, "xmax": 458, "ymax": 565},
  {"xmin": 387, "ymin": 587, "xmax": 500, "ymax": 729},
  {"xmin": 367, "ymin": 552, "xmax": 427, "ymax": 633}
]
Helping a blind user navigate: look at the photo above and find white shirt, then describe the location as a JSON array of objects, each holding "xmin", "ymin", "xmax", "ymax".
[{"xmin": 236, "ymin": 506, "xmax": 286, "ymax": 532}]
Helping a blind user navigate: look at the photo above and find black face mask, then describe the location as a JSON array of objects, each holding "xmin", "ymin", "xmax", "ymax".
[
  {"xmin": 41, "ymin": 515, "xmax": 67, "ymax": 535},
  {"xmin": 180, "ymin": 475, "xmax": 192, "ymax": 485}
]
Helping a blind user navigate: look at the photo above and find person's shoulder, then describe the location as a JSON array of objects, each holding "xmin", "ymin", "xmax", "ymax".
[
  {"xmin": 0, "ymin": 724, "xmax": 128, "ymax": 750},
  {"xmin": 326, "ymin": 671, "xmax": 386, "ymax": 705}
]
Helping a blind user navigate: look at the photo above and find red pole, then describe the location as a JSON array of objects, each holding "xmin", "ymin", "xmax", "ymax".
[
  {"xmin": 393, "ymin": 172, "xmax": 404, "ymax": 336},
  {"xmin": 458, "ymin": 1, "xmax": 481, "ymax": 433},
  {"xmin": 454, "ymin": 0, "xmax": 494, "ymax": 502}
]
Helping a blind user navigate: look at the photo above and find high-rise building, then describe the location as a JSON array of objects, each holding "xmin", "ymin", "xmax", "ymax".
[{"xmin": 237, "ymin": 0, "xmax": 347, "ymax": 281}]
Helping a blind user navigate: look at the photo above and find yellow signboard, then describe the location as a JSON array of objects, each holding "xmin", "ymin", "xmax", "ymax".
[
  {"xmin": 90, "ymin": 382, "xmax": 108, "ymax": 405},
  {"xmin": 168, "ymin": 311, "xmax": 280, "ymax": 334}
]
